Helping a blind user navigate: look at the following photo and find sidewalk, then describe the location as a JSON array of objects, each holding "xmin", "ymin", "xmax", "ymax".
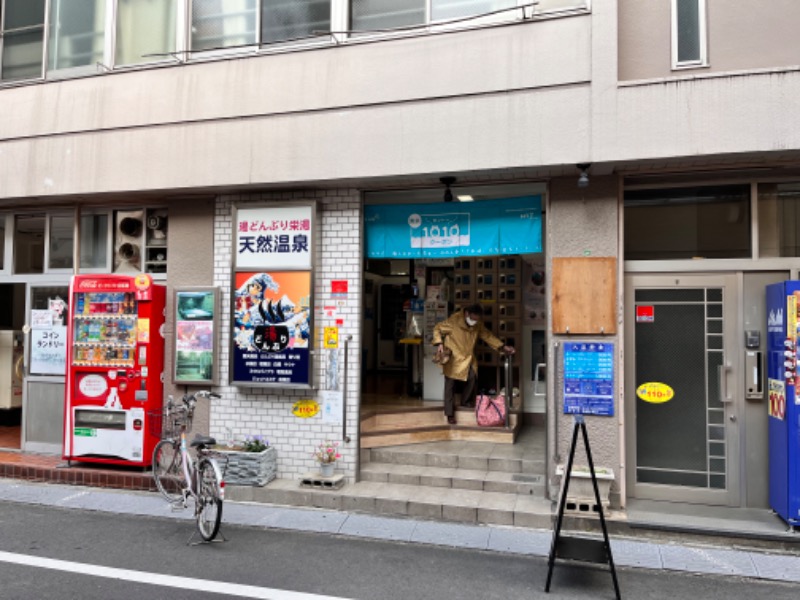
[{"xmin": 1, "ymin": 477, "xmax": 800, "ymax": 585}]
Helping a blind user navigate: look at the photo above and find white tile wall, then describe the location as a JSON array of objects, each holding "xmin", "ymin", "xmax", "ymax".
[{"xmin": 213, "ymin": 190, "xmax": 362, "ymax": 479}]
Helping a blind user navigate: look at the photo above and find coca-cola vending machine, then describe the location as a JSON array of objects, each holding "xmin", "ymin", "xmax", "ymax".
[{"xmin": 62, "ymin": 274, "xmax": 165, "ymax": 466}]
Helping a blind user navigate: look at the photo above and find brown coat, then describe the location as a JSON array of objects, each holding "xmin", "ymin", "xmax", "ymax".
[{"xmin": 431, "ymin": 309, "xmax": 504, "ymax": 382}]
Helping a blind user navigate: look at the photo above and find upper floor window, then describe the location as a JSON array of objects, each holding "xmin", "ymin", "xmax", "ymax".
[
  {"xmin": 672, "ymin": 0, "xmax": 707, "ymax": 69},
  {"xmin": 0, "ymin": 0, "xmax": 46, "ymax": 81},
  {"xmin": 625, "ymin": 185, "xmax": 751, "ymax": 261},
  {"xmin": 192, "ymin": 0, "xmax": 331, "ymax": 50},
  {"xmin": 352, "ymin": 0, "xmax": 584, "ymax": 31}
]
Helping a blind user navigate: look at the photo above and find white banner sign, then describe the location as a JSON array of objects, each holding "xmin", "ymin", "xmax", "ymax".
[
  {"xmin": 31, "ymin": 325, "xmax": 68, "ymax": 376},
  {"xmin": 235, "ymin": 205, "xmax": 313, "ymax": 270}
]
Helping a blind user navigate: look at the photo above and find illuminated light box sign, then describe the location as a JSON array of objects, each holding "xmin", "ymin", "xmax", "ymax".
[
  {"xmin": 236, "ymin": 205, "xmax": 312, "ymax": 270},
  {"xmin": 364, "ymin": 196, "xmax": 542, "ymax": 259},
  {"xmin": 563, "ymin": 342, "xmax": 615, "ymax": 417}
]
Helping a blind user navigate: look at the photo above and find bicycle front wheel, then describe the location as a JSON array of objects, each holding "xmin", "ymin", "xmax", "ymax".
[
  {"xmin": 195, "ymin": 458, "xmax": 223, "ymax": 541},
  {"xmin": 152, "ymin": 440, "xmax": 183, "ymax": 502}
]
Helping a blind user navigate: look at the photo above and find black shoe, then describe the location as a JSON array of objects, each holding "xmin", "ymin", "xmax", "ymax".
[
  {"xmin": 447, "ymin": 416, "xmax": 457, "ymax": 425},
  {"xmin": 461, "ymin": 401, "xmax": 475, "ymax": 408}
]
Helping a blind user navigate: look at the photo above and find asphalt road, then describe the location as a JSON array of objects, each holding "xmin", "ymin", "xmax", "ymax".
[{"xmin": 0, "ymin": 500, "xmax": 798, "ymax": 600}]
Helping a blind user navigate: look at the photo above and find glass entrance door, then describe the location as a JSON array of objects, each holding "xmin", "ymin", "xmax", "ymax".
[{"xmin": 625, "ymin": 274, "xmax": 740, "ymax": 506}]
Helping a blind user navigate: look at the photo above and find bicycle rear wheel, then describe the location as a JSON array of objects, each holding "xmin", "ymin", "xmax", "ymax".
[
  {"xmin": 195, "ymin": 458, "xmax": 223, "ymax": 541},
  {"xmin": 152, "ymin": 440, "xmax": 183, "ymax": 502}
]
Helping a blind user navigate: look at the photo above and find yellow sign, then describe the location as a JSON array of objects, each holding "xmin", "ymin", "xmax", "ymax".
[
  {"xmin": 789, "ymin": 295, "xmax": 798, "ymax": 343},
  {"xmin": 292, "ymin": 399, "xmax": 320, "ymax": 419},
  {"xmin": 324, "ymin": 327, "xmax": 339, "ymax": 349},
  {"xmin": 636, "ymin": 382, "xmax": 674, "ymax": 404},
  {"xmin": 137, "ymin": 319, "xmax": 150, "ymax": 343}
]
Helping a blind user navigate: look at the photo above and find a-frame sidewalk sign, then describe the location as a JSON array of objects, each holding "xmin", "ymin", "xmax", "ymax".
[{"xmin": 545, "ymin": 415, "xmax": 621, "ymax": 599}]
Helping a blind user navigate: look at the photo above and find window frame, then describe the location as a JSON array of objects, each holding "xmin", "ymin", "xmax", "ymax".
[
  {"xmin": 671, "ymin": 0, "xmax": 708, "ymax": 70},
  {"xmin": 0, "ymin": 0, "xmax": 48, "ymax": 82}
]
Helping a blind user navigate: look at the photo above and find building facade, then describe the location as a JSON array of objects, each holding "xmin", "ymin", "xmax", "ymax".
[{"xmin": 1, "ymin": 0, "xmax": 800, "ymax": 518}]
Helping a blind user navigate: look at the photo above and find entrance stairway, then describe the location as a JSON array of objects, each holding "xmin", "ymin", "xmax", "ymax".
[
  {"xmin": 360, "ymin": 403, "xmax": 521, "ymax": 448},
  {"xmin": 227, "ymin": 426, "xmax": 552, "ymax": 528}
]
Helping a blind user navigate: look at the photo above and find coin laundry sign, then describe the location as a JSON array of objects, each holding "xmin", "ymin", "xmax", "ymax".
[{"xmin": 636, "ymin": 382, "xmax": 674, "ymax": 404}]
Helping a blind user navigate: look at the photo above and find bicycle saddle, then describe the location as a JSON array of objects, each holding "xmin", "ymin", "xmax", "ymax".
[{"xmin": 190, "ymin": 435, "xmax": 217, "ymax": 449}]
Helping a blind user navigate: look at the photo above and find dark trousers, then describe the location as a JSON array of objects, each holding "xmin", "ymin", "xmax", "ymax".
[{"xmin": 444, "ymin": 367, "xmax": 477, "ymax": 417}]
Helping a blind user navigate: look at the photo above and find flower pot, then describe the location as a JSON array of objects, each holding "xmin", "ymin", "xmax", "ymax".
[
  {"xmin": 319, "ymin": 462, "xmax": 335, "ymax": 477},
  {"xmin": 216, "ymin": 446, "xmax": 277, "ymax": 486}
]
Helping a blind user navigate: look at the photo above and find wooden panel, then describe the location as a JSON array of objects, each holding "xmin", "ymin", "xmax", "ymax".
[{"xmin": 552, "ymin": 257, "xmax": 617, "ymax": 334}]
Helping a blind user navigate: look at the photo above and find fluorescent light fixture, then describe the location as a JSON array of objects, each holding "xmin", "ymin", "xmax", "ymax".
[{"xmin": 457, "ymin": 195, "xmax": 474, "ymax": 202}]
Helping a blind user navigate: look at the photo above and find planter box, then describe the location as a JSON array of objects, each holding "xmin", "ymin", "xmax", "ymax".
[
  {"xmin": 216, "ymin": 446, "xmax": 277, "ymax": 486},
  {"xmin": 556, "ymin": 465, "xmax": 614, "ymax": 510}
]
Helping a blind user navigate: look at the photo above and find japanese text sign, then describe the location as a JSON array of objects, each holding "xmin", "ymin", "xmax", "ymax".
[{"xmin": 236, "ymin": 205, "xmax": 313, "ymax": 270}]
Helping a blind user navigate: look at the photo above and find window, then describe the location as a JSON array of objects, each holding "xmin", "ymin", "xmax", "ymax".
[
  {"xmin": 625, "ymin": 186, "xmax": 751, "ymax": 260},
  {"xmin": 79, "ymin": 213, "xmax": 110, "ymax": 269},
  {"xmin": 115, "ymin": 0, "xmax": 177, "ymax": 66},
  {"xmin": 0, "ymin": 215, "xmax": 6, "ymax": 269},
  {"xmin": 352, "ymin": 0, "xmax": 585, "ymax": 31},
  {"xmin": 262, "ymin": 0, "xmax": 330, "ymax": 44},
  {"xmin": 758, "ymin": 183, "xmax": 800, "ymax": 258},
  {"xmin": 14, "ymin": 214, "xmax": 45, "ymax": 274},
  {"xmin": 192, "ymin": 0, "xmax": 258, "ymax": 50},
  {"xmin": 48, "ymin": 214, "xmax": 75, "ymax": 270},
  {"xmin": 672, "ymin": 0, "xmax": 707, "ymax": 68},
  {"xmin": 0, "ymin": 0, "xmax": 46, "ymax": 81},
  {"xmin": 48, "ymin": 0, "xmax": 107, "ymax": 72}
]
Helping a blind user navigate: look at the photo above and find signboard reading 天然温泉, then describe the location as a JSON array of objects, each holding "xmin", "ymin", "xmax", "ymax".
[
  {"xmin": 236, "ymin": 205, "xmax": 312, "ymax": 270},
  {"xmin": 232, "ymin": 205, "xmax": 315, "ymax": 388}
]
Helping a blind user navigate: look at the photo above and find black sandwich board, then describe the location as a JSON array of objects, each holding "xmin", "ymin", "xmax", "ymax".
[{"xmin": 545, "ymin": 415, "xmax": 621, "ymax": 599}]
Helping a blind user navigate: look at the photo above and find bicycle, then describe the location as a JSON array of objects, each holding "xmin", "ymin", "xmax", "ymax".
[{"xmin": 150, "ymin": 390, "xmax": 227, "ymax": 543}]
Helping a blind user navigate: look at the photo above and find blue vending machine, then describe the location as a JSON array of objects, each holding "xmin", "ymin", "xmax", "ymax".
[{"xmin": 766, "ymin": 281, "xmax": 800, "ymax": 526}]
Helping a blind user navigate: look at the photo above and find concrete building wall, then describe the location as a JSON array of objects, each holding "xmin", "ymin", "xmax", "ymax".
[
  {"xmin": 0, "ymin": 17, "xmax": 592, "ymax": 200},
  {"xmin": 546, "ymin": 175, "xmax": 621, "ymax": 502},
  {"xmin": 163, "ymin": 197, "xmax": 216, "ymax": 434},
  {"xmin": 619, "ymin": 0, "xmax": 800, "ymax": 81},
  {"xmin": 211, "ymin": 190, "xmax": 361, "ymax": 479}
]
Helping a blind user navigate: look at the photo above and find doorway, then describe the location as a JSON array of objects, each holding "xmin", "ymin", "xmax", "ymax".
[{"xmin": 625, "ymin": 273, "xmax": 742, "ymax": 506}]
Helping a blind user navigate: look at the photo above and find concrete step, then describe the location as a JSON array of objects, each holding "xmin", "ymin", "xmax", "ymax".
[
  {"xmin": 227, "ymin": 478, "xmax": 555, "ymax": 528},
  {"xmin": 366, "ymin": 445, "xmax": 544, "ymax": 475},
  {"xmin": 360, "ymin": 462, "xmax": 546, "ymax": 495},
  {"xmin": 362, "ymin": 407, "xmax": 520, "ymax": 432}
]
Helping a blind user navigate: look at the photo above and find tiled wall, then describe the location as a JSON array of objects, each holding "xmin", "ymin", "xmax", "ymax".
[{"xmin": 213, "ymin": 190, "xmax": 362, "ymax": 480}]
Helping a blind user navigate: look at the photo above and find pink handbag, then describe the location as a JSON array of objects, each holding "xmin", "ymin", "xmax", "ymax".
[{"xmin": 476, "ymin": 393, "xmax": 506, "ymax": 427}]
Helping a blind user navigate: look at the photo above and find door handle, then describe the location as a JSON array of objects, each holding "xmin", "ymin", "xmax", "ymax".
[{"xmin": 718, "ymin": 362, "xmax": 732, "ymax": 404}]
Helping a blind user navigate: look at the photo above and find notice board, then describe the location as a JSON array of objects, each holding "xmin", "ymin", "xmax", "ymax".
[{"xmin": 552, "ymin": 257, "xmax": 616, "ymax": 335}]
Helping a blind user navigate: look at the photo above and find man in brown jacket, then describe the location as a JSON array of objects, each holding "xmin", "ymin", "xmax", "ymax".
[{"xmin": 432, "ymin": 303, "xmax": 515, "ymax": 424}]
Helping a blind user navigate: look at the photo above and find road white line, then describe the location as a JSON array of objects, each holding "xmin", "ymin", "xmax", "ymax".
[{"xmin": 0, "ymin": 550, "xmax": 351, "ymax": 600}]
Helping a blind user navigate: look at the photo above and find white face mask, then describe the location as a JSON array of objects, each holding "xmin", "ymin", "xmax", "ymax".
[{"xmin": 465, "ymin": 316, "xmax": 478, "ymax": 327}]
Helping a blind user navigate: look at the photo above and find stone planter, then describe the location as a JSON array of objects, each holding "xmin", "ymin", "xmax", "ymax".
[
  {"xmin": 216, "ymin": 446, "xmax": 277, "ymax": 486},
  {"xmin": 556, "ymin": 465, "xmax": 614, "ymax": 510}
]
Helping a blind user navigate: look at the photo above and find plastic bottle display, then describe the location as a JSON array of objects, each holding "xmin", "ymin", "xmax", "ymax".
[{"xmin": 71, "ymin": 292, "xmax": 137, "ymax": 367}]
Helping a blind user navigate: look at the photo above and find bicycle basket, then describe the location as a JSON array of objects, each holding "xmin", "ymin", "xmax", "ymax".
[{"xmin": 148, "ymin": 407, "xmax": 192, "ymax": 439}]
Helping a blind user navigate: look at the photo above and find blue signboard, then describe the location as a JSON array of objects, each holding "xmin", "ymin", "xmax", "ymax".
[
  {"xmin": 364, "ymin": 196, "xmax": 542, "ymax": 259},
  {"xmin": 563, "ymin": 342, "xmax": 615, "ymax": 417}
]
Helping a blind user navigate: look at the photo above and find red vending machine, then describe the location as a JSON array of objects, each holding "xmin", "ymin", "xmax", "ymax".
[{"xmin": 62, "ymin": 274, "xmax": 166, "ymax": 467}]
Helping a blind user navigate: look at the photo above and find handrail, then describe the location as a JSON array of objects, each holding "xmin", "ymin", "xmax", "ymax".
[{"xmin": 504, "ymin": 354, "xmax": 513, "ymax": 429}]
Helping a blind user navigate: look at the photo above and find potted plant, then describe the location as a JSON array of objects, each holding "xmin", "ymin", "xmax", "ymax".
[
  {"xmin": 215, "ymin": 435, "xmax": 277, "ymax": 486},
  {"xmin": 312, "ymin": 439, "xmax": 341, "ymax": 477}
]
